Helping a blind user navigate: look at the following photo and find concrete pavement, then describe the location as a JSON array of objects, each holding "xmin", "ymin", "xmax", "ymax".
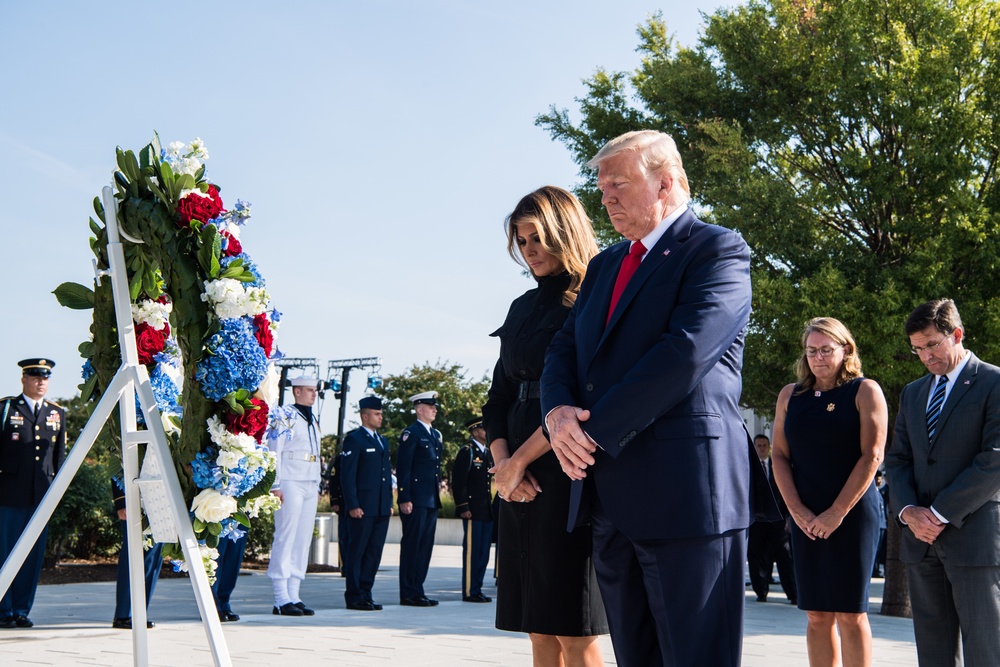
[{"xmin": 0, "ymin": 543, "xmax": 917, "ymax": 666}]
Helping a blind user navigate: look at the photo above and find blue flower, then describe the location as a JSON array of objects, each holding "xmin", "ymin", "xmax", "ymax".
[
  {"xmin": 219, "ymin": 518, "xmax": 247, "ymax": 542},
  {"xmin": 150, "ymin": 364, "xmax": 181, "ymax": 414},
  {"xmin": 81, "ymin": 359, "xmax": 95, "ymax": 381},
  {"xmin": 191, "ymin": 447, "xmax": 224, "ymax": 490},
  {"xmin": 195, "ymin": 318, "xmax": 269, "ymax": 402}
]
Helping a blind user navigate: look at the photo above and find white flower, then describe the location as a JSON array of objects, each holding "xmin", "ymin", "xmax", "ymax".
[
  {"xmin": 242, "ymin": 494, "xmax": 281, "ymax": 519},
  {"xmin": 188, "ymin": 137, "xmax": 209, "ymax": 161},
  {"xmin": 201, "ymin": 279, "xmax": 269, "ymax": 320},
  {"xmin": 190, "ymin": 488, "xmax": 237, "ymax": 523},
  {"xmin": 224, "ymin": 221, "xmax": 242, "ymax": 240},
  {"xmin": 216, "ymin": 449, "xmax": 243, "ymax": 470},
  {"xmin": 173, "ymin": 544, "xmax": 219, "ymax": 585},
  {"xmin": 131, "ymin": 299, "xmax": 173, "ymax": 330},
  {"xmin": 254, "ymin": 364, "xmax": 280, "ymax": 407}
]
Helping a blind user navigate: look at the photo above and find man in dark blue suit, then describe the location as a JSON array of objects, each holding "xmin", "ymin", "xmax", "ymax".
[
  {"xmin": 0, "ymin": 358, "xmax": 66, "ymax": 629},
  {"xmin": 111, "ymin": 478, "xmax": 163, "ymax": 629},
  {"xmin": 340, "ymin": 396, "xmax": 393, "ymax": 611},
  {"xmin": 542, "ymin": 131, "xmax": 756, "ymax": 666},
  {"xmin": 395, "ymin": 390, "xmax": 443, "ymax": 607}
]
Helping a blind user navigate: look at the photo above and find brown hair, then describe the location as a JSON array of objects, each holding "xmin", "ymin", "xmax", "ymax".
[
  {"xmin": 794, "ymin": 317, "xmax": 864, "ymax": 394},
  {"xmin": 505, "ymin": 186, "xmax": 599, "ymax": 307},
  {"xmin": 904, "ymin": 298, "xmax": 964, "ymax": 337}
]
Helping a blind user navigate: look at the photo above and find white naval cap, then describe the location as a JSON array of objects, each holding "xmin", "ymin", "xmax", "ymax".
[
  {"xmin": 289, "ymin": 375, "xmax": 319, "ymax": 387},
  {"xmin": 408, "ymin": 390, "xmax": 439, "ymax": 406}
]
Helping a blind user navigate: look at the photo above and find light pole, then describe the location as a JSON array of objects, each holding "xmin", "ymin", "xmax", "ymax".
[{"xmin": 325, "ymin": 357, "xmax": 382, "ymax": 452}]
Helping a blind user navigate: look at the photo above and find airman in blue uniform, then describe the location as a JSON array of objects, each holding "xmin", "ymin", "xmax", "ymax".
[
  {"xmin": 396, "ymin": 390, "xmax": 442, "ymax": 607},
  {"xmin": 0, "ymin": 358, "xmax": 66, "ymax": 629},
  {"xmin": 340, "ymin": 396, "xmax": 393, "ymax": 610}
]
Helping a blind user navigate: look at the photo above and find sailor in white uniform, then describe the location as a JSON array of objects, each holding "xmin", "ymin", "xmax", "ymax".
[{"xmin": 266, "ymin": 376, "xmax": 322, "ymax": 616}]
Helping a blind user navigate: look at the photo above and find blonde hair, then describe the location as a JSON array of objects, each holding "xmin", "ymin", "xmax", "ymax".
[
  {"xmin": 505, "ymin": 186, "xmax": 599, "ymax": 307},
  {"xmin": 794, "ymin": 317, "xmax": 864, "ymax": 393},
  {"xmin": 588, "ymin": 130, "xmax": 691, "ymax": 200}
]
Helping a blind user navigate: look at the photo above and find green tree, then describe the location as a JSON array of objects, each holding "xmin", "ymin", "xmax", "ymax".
[
  {"xmin": 374, "ymin": 361, "xmax": 490, "ymax": 479},
  {"xmin": 537, "ymin": 0, "xmax": 1000, "ymax": 617}
]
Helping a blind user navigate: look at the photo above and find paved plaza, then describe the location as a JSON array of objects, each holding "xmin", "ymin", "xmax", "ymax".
[{"xmin": 0, "ymin": 543, "xmax": 917, "ymax": 666}]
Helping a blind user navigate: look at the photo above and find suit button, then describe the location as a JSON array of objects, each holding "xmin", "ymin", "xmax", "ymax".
[
  {"xmin": 35, "ymin": 456, "xmax": 40, "ymax": 461},
  {"xmin": 35, "ymin": 436, "xmax": 41, "ymax": 440},
  {"xmin": 35, "ymin": 426, "xmax": 40, "ymax": 430},
  {"xmin": 35, "ymin": 446, "xmax": 40, "ymax": 451},
  {"xmin": 586, "ymin": 383, "xmax": 594, "ymax": 392}
]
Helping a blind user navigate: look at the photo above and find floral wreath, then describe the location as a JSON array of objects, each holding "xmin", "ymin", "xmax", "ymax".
[{"xmin": 56, "ymin": 136, "xmax": 295, "ymax": 579}]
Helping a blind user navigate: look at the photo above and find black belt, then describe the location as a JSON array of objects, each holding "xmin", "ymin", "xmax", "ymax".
[{"xmin": 517, "ymin": 380, "xmax": 540, "ymax": 402}]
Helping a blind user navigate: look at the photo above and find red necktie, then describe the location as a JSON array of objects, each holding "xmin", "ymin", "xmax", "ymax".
[{"xmin": 606, "ymin": 241, "xmax": 646, "ymax": 324}]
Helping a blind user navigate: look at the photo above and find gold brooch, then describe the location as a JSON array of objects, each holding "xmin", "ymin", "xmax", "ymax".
[{"xmin": 827, "ymin": 403, "xmax": 836, "ymax": 412}]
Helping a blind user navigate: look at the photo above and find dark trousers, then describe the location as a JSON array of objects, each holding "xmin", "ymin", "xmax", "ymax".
[
  {"xmin": 399, "ymin": 507, "xmax": 437, "ymax": 599},
  {"xmin": 461, "ymin": 518, "xmax": 492, "ymax": 598},
  {"xmin": 344, "ymin": 514, "xmax": 389, "ymax": 605},
  {"xmin": 0, "ymin": 506, "xmax": 48, "ymax": 618},
  {"xmin": 337, "ymin": 510, "xmax": 350, "ymax": 575},
  {"xmin": 592, "ymin": 506, "xmax": 746, "ymax": 667},
  {"xmin": 747, "ymin": 519, "xmax": 796, "ymax": 602},
  {"xmin": 212, "ymin": 533, "xmax": 247, "ymax": 612},
  {"xmin": 907, "ymin": 543, "xmax": 1000, "ymax": 667},
  {"xmin": 114, "ymin": 520, "xmax": 164, "ymax": 620}
]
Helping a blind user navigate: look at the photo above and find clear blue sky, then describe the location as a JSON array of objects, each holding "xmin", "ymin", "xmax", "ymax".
[{"xmin": 0, "ymin": 0, "xmax": 734, "ymax": 429}]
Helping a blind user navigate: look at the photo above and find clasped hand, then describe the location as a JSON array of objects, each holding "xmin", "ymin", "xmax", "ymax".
[
  {"xmin": 546, "ymin": 406, "xmax": 597, "ymax": 480},
  {"xmin": 490, "ymin": 457, "xmax": 540, "ymax": 503},
  {"xmin": 902, "ymin": 506, "xmax": 946, "ymax": 544}
]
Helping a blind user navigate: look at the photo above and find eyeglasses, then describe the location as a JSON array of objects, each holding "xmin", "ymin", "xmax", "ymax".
[
  {"xmin": 910, "ymin": 334, "xmax": 953, "ymax": 355},
  {"xmin": 805, "ymin": 345, "xmax": 843, "ymax": 358}
]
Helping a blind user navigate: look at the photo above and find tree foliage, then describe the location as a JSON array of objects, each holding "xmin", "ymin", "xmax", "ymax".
[
  {"xmin": 537, "ymin": 0, "xmax": 1000, "ymax": 422},
  {"xmin": 374, "ymin": 361, "xmax": 490, "ymax": 478}
]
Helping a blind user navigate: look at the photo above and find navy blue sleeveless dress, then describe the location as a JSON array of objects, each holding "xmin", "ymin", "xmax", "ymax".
[{"xmin": 783, "ymin": 377, "xmax": 880, "ymax": 612}]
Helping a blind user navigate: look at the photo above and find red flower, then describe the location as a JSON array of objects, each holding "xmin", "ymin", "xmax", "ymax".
[
  {"xmin": 253, "ymin": 313, "xmax": 274, "ymax": 358},
  {"xmin": 135, "ymin": 322, "xmax": 168, "ymax": 366},
  {"xmin": 176, "ymin": 184, "xmax": 224, "ymax": 227},
  {"xmin": 222, "ymin": 231, "xmax": 242, "ymax": 257},
  {"xmin": 225, "ymin": 398, "xmax": 269, "ymax": 442}
]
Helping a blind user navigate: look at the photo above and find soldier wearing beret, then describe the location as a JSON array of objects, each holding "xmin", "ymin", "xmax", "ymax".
[
  {"xmin": 0, "ymin": 358, "xmax": 66, "ymax": 628},
  {"xmin": 451, "ymin": 416, "xmax": 494, "ymax": 603},
  {"xmin": 396, "ymin": 390, "xmax": 443, "ymax": 607},
  {"xmin": 340, "ymin": 395, "xmax": 393, "ymax": 610}
]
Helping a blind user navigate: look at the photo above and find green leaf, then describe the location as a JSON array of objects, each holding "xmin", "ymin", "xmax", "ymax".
[
  {"xmin": 78, "ymin": 340, "xmax": 95, "ymax": 358},
  {"xmin": 207, "ymin": 521, "xmax": 223, "ymax": 536},
  {"xmin": 176, "ymin": 173, "xmax": 196, "ymax": 192},
  {"xmin": 233, "ymin": 511, "xmax": 251, "ymax": 528},
  {"xmin": 193, "ymin": 518, "xmax": 206, "ymax": 533},
  {"xmin": 79, "ymin": 372, "xmax": 98, "ymax": 402},
  {"xmin": 159, "ymin": 160, "xmax": 174, "ymax": 186},
  {"xmin": 52, "ymin": 282, "xmax": 95, "ymax": 310},
  {"xmin": 128, "ymin": 271, "xmax": 142, "ymax": 301},
  {"xmin": 93, "ymin": 197, "xmax": 105, "ymax": 224},
  {"xmin": 205, "ymin": 532, "xmax": 219, "ymax": 548}
]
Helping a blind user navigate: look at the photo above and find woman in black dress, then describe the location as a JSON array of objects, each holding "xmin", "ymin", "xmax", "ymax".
[
  {"xmin": 482, "ymin": 186, "xmax": 607, "ymax": 666},
  {"xmin": 771, "ymin": 317, "xmax": 887, "ymax": 667}
]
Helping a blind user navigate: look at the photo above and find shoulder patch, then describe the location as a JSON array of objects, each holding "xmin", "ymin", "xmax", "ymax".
[{"xmin": 401, "ymin": 431, "xmax": 410, "ymax": 442}]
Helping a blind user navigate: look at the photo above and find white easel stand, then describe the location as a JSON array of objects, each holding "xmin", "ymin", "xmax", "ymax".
[{"xmin": 0, "ymin": 185, "xmax": 232, "ymax": 667}]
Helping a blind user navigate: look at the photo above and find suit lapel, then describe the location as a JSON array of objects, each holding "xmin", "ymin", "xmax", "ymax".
[
  {"xmin": 599, "ymin": 210, "xmax": 695, "ymax": 347},
  {"xmin": 929, "ymin": 354, "xmax": 979, "ymax": 453}
]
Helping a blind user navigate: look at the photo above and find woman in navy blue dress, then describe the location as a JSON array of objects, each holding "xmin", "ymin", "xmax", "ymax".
[{"xmin": 771, "ymin": 317, "xmax": 887, "ymax": 667}]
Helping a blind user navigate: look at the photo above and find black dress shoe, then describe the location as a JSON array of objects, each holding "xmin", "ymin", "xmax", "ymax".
[
  {"xmin": 347, "ymin": 601, "xmax": 377, "ymax": 611},
  {"xmin": 273, "ymin": 603, "xmax": 304, "ymax": 616},
  {"xmin": 755, "ymin": 596, "xmax": 767, "ymax": 603},
  {"xmin": 371, "ymin": 602, "xmax": 383, "ymax": 611},
  {"xmin": 293, "ymin": 602, "xmax": 315, "ymax": 616},
  {"xmin": 112, "ymin": 618, "xmax": 154, "ymax": 629},
  {"xmin": 218, "ymin": 610, "xmax": 240, "ymax": 622},
  {"xmin": 0, "ymin": 616, "xmax": 16, "ymax": 629},
  {"xmin": 463, "ymin": 593, "xmax": 492, "ymax": 603},
  {"xmin": 400, "ymin": 597, "xmax": 434, "ymax": 607},
  {"xmin": 13, "ymin": 615, "xmax": 32, "ymax": 628},
  {"xmin": 421, "ymin": 596, "xmax": 439, "ymax": 606}
]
